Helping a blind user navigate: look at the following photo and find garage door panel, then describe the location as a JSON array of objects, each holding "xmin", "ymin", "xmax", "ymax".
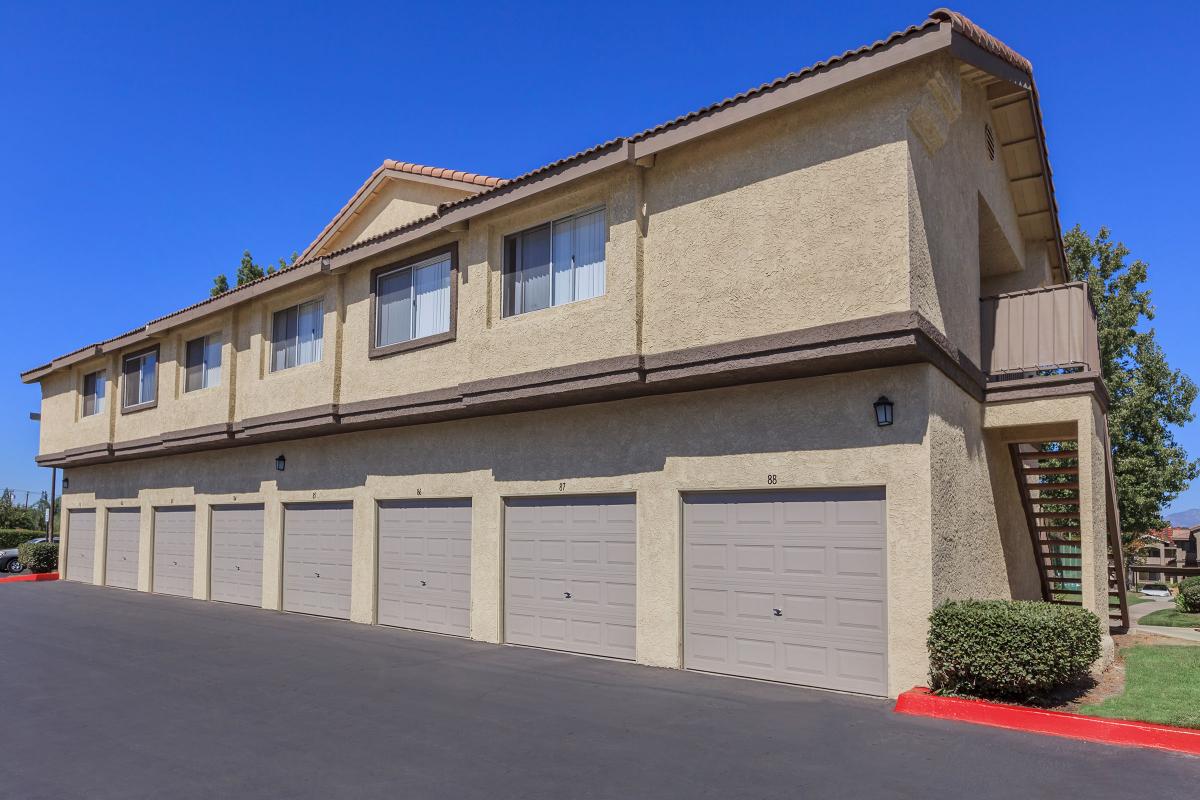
[
  {"xmin": 378, "ymin": 499, "xmax": 470, "ymax": 637},
  {"xmin": 210, "ymin": 505, "xmax": 264, "ymax": 606},
  {"xmin": 687, "ymin": 624, "xmax": 887, "ymax": 694},
  {"xmin": 66, "ymin": 510, "xmax": 97, "ymax": 583},
  {"xmin": 284, "ymin": 503, "xmax": 354, "ymax": 620},
  {"xmin": 504, "ymin": 496, "xmax": 636, "ymax": 660},
  {"xmin": 153, "ymin": 507, "xmax": 195, "ymax": 598},
  {"xmin": 684, "ymin": 489, "xmax": 886, "ymax": 695},
  {"xmin": 105, "ymin": 509, "xmax": 141, "ymax": 590},
  {"xmin": 833, "ymin": 546, "xmax": 884, "ymax": 578}
]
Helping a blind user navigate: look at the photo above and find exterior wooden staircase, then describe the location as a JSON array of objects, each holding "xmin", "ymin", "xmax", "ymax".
[{"xmin": 1010, "ymin": 440, "xmax": 1129, "ymax": 630}]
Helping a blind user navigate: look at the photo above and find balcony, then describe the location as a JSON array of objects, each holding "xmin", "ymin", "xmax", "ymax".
[{"xmin": 980, "ymin": 282, "xmax": 1100, "ymax": 380}]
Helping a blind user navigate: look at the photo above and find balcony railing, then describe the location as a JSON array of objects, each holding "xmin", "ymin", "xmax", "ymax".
[{"xmin": 980, "ymin": 282, "xmax": 1100, "ymax": 380}]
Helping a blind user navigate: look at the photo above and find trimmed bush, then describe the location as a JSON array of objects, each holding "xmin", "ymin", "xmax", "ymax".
[
  {"xmin": 928, "ymin": 600, "xmax": 1101, "ymax": 701},
  {"xmin": 1176, "ymin": 583, "xmax": 1200, "ymax": 614},
  {"xmin": 17, "ymin": 541, "xmax": 57, "ymax": 574},
  {"xmin": 0, "ymin": 529, "xmax": 44, "ymax": 549}
]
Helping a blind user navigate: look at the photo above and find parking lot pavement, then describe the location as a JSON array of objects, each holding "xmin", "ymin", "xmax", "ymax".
[{"xmin": 1, "ymin": 582, "xmax": 1196, "ymax": 800}]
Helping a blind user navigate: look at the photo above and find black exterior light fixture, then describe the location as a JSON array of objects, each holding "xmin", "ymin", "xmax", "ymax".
[
  {"xmin": 275, "ymin": 454, "xmax": 286, "ymax": 472},
  {"xmin": 873, "ymin": 396, "xmax": 894, "ymax": 427},
  {"xmin": 62, "ymin": 476, "xmax": 69, "ymax": 490}
]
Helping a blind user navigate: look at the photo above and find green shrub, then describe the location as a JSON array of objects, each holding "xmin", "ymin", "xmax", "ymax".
[
  {"xmin": 1177, "ymin": 575, "xmax": 1200, "ymax": 594},
  {"xmin": 1176, "ymin": 583, "xmax": 1200, "ymax": 613},
  {"xmin": 0, "ymin": 529, "xmax": 44, "ymax": 549},
  {"xmin": 928, "ymin": 600, "xmax": 1101, "ymax": 701},
  {"xmin": 17, "ymin": 541, "xmax": 57, "ymax": 574}
]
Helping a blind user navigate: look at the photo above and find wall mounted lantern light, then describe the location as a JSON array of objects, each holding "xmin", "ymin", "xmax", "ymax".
[
  {"xmin": 62, "ymin": 476, "xmax": 69, "ymax": 490},
  {"xmin": 275, "ymin": 454, "xmax": 286, "ymax": 472},
  {"xmin": 873, "ymin": 396, "xmax": 894, "ymax": 427}
]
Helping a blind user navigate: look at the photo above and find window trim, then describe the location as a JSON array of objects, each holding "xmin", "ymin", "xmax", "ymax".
[
  {"xmin": 502, "ymin": 206, "xmax": 606, "ymax": 318},
  {"xmin": 80, "ymin": 369, "xmax": 106, "ymax": 418},
  {"xmin": 368, "ymin": 242, "xmax": 458, "ymax": 359},
  {"xmin": 183, "ymin": 333, "xmax": 222, "ymax": 394},
  {"xmin": 120, "ymin": 345, "xmax": 160, "ymax": 414},
  {"xmin": 269, "ymin": 297, "xmax": 326, "ymax": 374}
]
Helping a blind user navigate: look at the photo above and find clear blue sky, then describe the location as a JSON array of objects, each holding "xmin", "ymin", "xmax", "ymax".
[{"xmin": 2, "ymin": 1, "xmax": 1197, "ymax": 512}]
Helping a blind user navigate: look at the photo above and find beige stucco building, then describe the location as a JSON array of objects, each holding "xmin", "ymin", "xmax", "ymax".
[{"xmin": 21, "ymin": 9, "xmax": 1126, "ymax": 697}]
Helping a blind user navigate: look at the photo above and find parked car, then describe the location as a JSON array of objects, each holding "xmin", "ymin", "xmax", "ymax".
[
  {"xmin": 1140, "ymin": 583, "xmax": 1173, "ymax": 598},
  {"xmin": 0, "ymin": 538, "xmax": 57, "ymax": 574}
]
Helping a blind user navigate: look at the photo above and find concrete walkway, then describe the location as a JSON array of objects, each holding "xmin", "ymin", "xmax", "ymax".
[
  {"xmin": 1130, "ymin": 596, "xmax": 1200, "ymax": 642},
  {"xmin": 2, "ymin": 582, "xmax": 1196, "ymax": 800}
]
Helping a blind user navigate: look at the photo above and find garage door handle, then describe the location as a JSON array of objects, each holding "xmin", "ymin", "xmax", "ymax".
[
  {"xmin": 234, "ymin": 565, "xmax": 240, "ymax": 571},
  {"xmin": 314, "ymin": 572, "xmax": 320, "ymax": 578},
  {"xmin": 172, "ymin": 561, "xmax": 178, "ymax": 566},
  {"xmin": 563, "ymin": 592, "xmax": 572, "ymax": 599},
  {"xmin": 419, "ymin": 580, "xmax": 427, "ymax": 587},
  {"xmin": 772, "ymin": 608, "xmax": 782, "ymax": 617}
]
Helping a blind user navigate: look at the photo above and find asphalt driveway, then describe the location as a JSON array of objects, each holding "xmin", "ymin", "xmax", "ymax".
[{"xmin": 2, "ymin": 583, "xmax": 1194, "ymax": 799}]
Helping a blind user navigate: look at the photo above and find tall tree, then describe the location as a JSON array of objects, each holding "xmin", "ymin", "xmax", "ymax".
[
  {"xmin": 210, "ymin": 251, "xmax": 298, "ymax": 295},
  {"xmin": 1064, "ymin": 225, "xmax": 1198, "ymax": 534},
  {"xmin": 236, "ymin": 250, "xmax": 266, "ymax": 285}
]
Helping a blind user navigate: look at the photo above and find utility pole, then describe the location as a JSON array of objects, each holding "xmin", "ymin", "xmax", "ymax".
[{"xmin": 47, "ymin": 467, "xmax": 56, "ymax": 539}]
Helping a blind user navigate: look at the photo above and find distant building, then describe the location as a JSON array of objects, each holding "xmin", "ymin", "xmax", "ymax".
[{"xmin": 1135, "ymin": 526, "xmax": 1199, "ymax": 583}]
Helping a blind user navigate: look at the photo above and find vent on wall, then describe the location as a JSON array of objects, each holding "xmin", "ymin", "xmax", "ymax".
[{"xmin": 985, "ymin": 123, "xmax": 996, "ymax": 161}]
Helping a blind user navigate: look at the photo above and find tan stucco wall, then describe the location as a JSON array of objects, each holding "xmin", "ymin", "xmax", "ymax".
[
  {"xmin": 110, "ymin": 311, "xmax": 239, "ymax": 443},
  {"xmin": 924, "ymin": 368, "xmax": 1044, "ymax": 603},
  {"xmin": 325, "ymin": 179, "xmax": 476, "ymax": 253},
  {"xmin": 905, "ymin": 54, "xmax": 1037, "ymax": 367},
  {"xmin": 234, "ymin": 276, "xmax": 340, "ymax": 420},
  {"xmin": 38, "ymin": 368, "xmax": 94, "ymax": 455},
  {"xmin": 336, "ymin": 170, "xmax": 641, "ymax": 406},
  {"xmin": 640, "ymin": 66, "xmax": 920, "ymax": 356},
  {"xmin": 56, "ymin": 365, "xmax": 999, "ymax": 697}
]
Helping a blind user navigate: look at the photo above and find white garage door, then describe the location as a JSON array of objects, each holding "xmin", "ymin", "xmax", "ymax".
[
  {"xmin": 283, "ymin": 503, "xmax": 353, "ymax": 619},
  {"xmin": 105, "ymin": 509, "xmax": 141, "ymax": 590},
  {"xmin": 65, "ymin": 509, "xmax": 96, "ymax": 583},
  {"xmin": 505, "ymin": 495, "xmax": 636, "ymax": 659},
  {"xmin": 153, "ymin": 507, "xmax": 195, "ymax": 598},
  {"xmin": 378, "ymin": 499, "xmax": 471, "ymax": 636},
  {"xmin": 683, "ymin": 489, "xmax": 887, "ymax": 695},
  {"xmin": 210, "ymin": 505, "xmax": 264, "ymax": 607}
]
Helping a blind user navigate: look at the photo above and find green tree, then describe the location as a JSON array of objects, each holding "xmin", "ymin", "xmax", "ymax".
[
  {"xmin": 1064, "ymin": 225, "xmax": 1198, "ymax": 535},
  {"xmin": 236, "ymin": 250, "xmax": 265, "ymax": 285},
  {"xmin": 211, "ymin": 251, "xmax": 298, "ymax": 295}
]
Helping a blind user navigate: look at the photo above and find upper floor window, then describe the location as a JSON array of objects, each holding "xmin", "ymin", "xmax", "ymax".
[
  {"xmin": 81, "ymin": 370, "xmax": 105, "ymax": 417},
  {"xmin": 122, "ymin": 348, "xmax": 158, "ymax": 410},
  {"xmin": 503, "ymin": 207, "xmax": 605, "ymax": 317},
  {"xmin": 184, "ymin": 334, "xmax": 222, "ymax": 392},
  {"xmin": 271, "ymin": 299, "xmax": 323, "ymax": 372},
  {"xmin": 372, "ymin": 248, "xmax": 454, "ymax": 355}
]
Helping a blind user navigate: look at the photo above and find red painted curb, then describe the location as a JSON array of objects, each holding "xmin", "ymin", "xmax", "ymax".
[
  {"xmin": 895, "ymin": 687, "xmax": 1200, "ymax": 756},
  {"xmin": 0, "ymin": 572, "xmax": 59, "ymax": 584}
]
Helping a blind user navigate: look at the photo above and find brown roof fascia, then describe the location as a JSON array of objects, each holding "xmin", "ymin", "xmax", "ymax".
[{"xmin": 630, "ymin": 21, "xmax": 952, "ymax": 157}]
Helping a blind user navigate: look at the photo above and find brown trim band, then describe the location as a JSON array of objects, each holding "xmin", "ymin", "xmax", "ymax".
[
  {"xmin": 35, "ymin": 311, "xmax": 1104, "ymax": 469},
  {"xmin": 985, "ymin": 371, "xmax": 1109, "ymax": 411}
]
